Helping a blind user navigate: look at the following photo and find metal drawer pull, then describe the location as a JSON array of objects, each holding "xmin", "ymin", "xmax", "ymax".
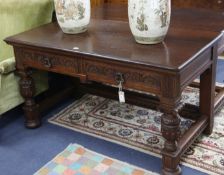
[
  {"xmin": 41, "ymin": 57, "xmax": 52, "ymax": 68},
  {"xmin": 115, "ymin": 72, "xmax": 124, "ymax": 84}
]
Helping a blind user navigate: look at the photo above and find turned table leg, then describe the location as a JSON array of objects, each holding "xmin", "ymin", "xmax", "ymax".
[
  {"xmin": 17, "ymin": 69, "xmax": 41, "ymax": 129},
  {"xmin": 160, "ymin": 100, "xmax": 181, "ymax": 175}
]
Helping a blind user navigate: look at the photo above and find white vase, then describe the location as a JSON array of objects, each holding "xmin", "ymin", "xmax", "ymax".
[
  {"xmin": 128, "ymin": 0, "xmax": 171, "ymax": 44},
  {"xmin": 54, "ymin": 0, "xmax": 90, "ymax": 34}
]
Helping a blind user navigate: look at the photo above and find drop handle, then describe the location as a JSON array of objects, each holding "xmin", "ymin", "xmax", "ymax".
[
  {"xmin": 115, "ymin": 72, "xmax": 125, "ymax": 84},
  {"xmin": 41, "ymin": 57, "xmax": 52, "ymax": 68}
]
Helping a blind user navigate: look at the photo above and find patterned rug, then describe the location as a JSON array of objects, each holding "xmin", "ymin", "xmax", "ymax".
[
  {"xmin": 49, "ymin": 87, "xmax": 224, "ymax": 175},
  {"xmin": 34, "ymin": 144, "xmax": 158, "ymax": 175}
]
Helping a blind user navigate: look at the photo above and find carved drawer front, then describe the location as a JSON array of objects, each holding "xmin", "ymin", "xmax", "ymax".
[
  {"xmin": 85, "ymin": 61, "xmax": 162, "ymax": 94},
  {"xmin": 22, "ymin": 50, "xmax": 78, "ymax": 76}
]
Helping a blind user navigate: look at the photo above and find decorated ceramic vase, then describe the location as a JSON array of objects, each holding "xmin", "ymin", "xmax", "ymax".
[
  {"xmin": 54, "ymin": 0, "xmax": 90, "ymax": 34},
  {"xmin": 128, "ymin": 0, "xmax": 171, "ymax": 44}
]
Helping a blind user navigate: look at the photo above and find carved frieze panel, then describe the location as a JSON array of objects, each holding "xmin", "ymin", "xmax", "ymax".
[
  {"xmin": 22, "ymin": 50, "xmax": 78, "ymax": 72},
  {"xmin": 85, "ymin": 61, "xmax": 162, "ymax": 92}
]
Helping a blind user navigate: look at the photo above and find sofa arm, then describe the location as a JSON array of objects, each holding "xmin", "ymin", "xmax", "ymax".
[
  {"xmin": 0, "ymin": 0, "xmax": 54, "ymax": 62},
  {"xmin": 0, "ymin": 57, "xmax": 16, "ymax": 74}
]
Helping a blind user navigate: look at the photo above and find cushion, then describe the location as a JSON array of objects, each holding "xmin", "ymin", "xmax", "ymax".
[{"xmin": 0, "ymin": 57, "xmax": 15, "ymax": 74}]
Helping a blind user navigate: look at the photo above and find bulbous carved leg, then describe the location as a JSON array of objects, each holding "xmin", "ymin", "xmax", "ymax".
[
  {"xmin": 160, "ymin": 103, "xmax": 183, "ymax": 175},
  {"xmin": 18, "ymin": 69, "xmax": 40, "ymax": 129},
  {"xmin": 161, "ymin": 113, "xmax": 180, "ymax": 152}
]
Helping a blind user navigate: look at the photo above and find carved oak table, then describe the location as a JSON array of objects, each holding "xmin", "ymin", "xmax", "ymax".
[{"xmin": 5, "ymin": 14, "xmax": 224, "ymax": 174}]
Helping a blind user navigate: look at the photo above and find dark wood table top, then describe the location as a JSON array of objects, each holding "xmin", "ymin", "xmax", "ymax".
[{"xmin": 6, "ymin": 4, "xmax": 224, "ymax": 72}]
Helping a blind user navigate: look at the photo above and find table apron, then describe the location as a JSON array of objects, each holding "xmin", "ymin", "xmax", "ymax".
[
  {"xmin": 180, "ymin": 47, "xmax": 213, "ymax": 90},
  {"xmin": 17, "ymin": 48, "xmax": 179, "ymax": 96}
]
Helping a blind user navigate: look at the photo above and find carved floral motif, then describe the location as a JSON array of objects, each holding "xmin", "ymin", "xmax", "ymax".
[
  {"xmin": 23, "ymin": 51, "xmax": 78, "ymax": 70},
  {"xmin": 86, "ymin": 63, "xmax": 161, "ymax": 88}
]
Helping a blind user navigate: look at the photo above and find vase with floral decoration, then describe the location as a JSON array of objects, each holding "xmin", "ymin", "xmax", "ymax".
[
  {"xmin": 54, "ymin": 0, "xmax": 90, "ymax": 34},
  {"xmin": 128, "ymin": 0, "xmax": 171, "ymax": 44}
]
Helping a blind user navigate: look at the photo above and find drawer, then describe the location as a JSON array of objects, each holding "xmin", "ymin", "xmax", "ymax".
[
  {"xmin": 85, "ymin": 60, "xmax": 162, "ymax": 94},
  {"xmin": 22, "ymin": 50, "xmax": 78, "ymax": 76}
]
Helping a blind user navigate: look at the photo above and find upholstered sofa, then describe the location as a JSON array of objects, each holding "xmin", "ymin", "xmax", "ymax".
[{"xmin": 0, "ymin": 0, "xmax": 54, "ymax": 115}]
